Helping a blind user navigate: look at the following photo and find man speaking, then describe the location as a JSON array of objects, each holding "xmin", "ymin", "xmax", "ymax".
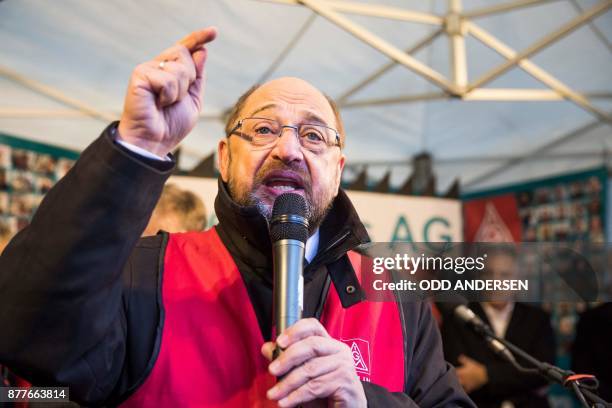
[{"xmin": 0, "ymin": 28, "xmax": 473, "ymax": 407}]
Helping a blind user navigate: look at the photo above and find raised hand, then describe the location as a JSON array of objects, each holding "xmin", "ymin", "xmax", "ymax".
[{"xmin": 117, "ymin": 27, "xmax": 217, "ymax": 157}]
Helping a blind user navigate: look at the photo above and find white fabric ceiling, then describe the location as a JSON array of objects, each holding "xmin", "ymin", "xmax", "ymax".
[{"xmin": 0, "ymin": 0, "xmax": 610, "ymax": 193}]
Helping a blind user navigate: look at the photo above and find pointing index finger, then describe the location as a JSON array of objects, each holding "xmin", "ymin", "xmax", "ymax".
[{"xmin": 179, "ymin": 27, "xmax": 218, "ymax": 51}]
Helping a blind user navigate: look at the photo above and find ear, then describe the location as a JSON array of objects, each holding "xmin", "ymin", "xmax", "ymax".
[
  {"xmin": 218, "ymin": 138, "xmax": 230, "ymax": 182},
  {"xmin": 335, "ymin": 153, "xmax": 346, "ymax": 188}
]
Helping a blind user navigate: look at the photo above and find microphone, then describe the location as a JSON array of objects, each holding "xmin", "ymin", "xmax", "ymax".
[
  {"xmin": 437, "ymin": 297, "xmax": 516, "ymax": 363},
  {"xmin": 270, "ymin": 193, "xmax": 309, "ymax": 338},
  {"xmin": 438, "ymin": 300, "xmax": 608, "ymax": 406}
]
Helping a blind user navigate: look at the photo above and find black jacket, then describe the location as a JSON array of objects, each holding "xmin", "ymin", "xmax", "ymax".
[
  {"xmin": 572, "ymin": 303, "xmax": 612, "ymax": 402},
  {"xmin": 440, "ymin": 302, "xmax": 555, "ymax": 408},
  {"xmin": 0, "ymin": 123, "xmax": 474, "ymax": 407}
]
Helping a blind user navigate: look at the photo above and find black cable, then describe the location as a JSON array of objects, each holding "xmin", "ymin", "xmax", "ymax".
[
  {"xmin": 491, "ymin": 333, "xmax": 609, "ymax": 406},
  {"xmin": 572, "ymin": 381, "xmax": 591, "ymax": 408}
]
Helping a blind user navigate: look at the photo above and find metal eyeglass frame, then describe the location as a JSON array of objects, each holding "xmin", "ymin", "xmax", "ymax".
[{"xmin": 228, "ymin": 117, "xmax": 341, "ymax": 150}]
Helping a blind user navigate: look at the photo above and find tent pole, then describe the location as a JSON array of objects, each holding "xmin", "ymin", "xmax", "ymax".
[
  {"xmin": 341, "ymin": 89, "xmax": 612, "ymax": 107},
  {"xmin": 295, "ymin": 0, "xmax": 458, "ymax": 94},
  {"xmin": 260, "ymin": 0, "xmax": 443, "ymax": 25},
  {"xmin": 0, "ymin": 65, "xmax": 116, "ymax": 122},
  {"xmin": 569, "ymin": 0, "xmax": 612, "ymax": 53},
  {"xmin": 448, "ymin": 0, "xmax": 468, "ymax": 91},
  {"xmin": 254, "ymin": 12, "xmax": 317, "ymax": 84},
  {"xmin": 466, "ymin": 22, "xmax": 612, "ymax": 123},
  {"xmin": 0, "ymin": 109, "xmax": 93, "ymax": 119},
  {"xmin": 463, "ymin": 118, "xmax": 608, "ymax": 188},
  {"xmin": 342, "ymin": 92, "xmax": 448, "ymax": 108},
  {"xmin": 467, "ymin": 0, "xmax": 612, "ymax": 91},
  {"xmin": 469, "ymin": 90, "xmax": 612, "ymax": 101},
  {"xmin": 0, "ymin": 106, "xmax": 223, "ymax": 121},
  {"xmin": 463, "ymin": 0, "xmax": 561, "ymax": 19},
  {"xmin": 337, "ymin": 29, "xmax": 443, "ymax": 105}
]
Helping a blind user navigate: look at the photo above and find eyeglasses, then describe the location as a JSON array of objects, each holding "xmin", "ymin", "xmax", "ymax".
[{"xmin": 228, "ymin": 117, "xmax": 341, "ymax": 153}]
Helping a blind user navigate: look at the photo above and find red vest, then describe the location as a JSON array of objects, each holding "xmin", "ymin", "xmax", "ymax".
[{"xmin": 123, "ymin": 228, "xmax": 404, "ymax": 407}]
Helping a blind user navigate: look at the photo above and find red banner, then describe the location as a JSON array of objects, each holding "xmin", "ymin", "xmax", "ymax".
[{"xmin": 463, "ymin": 194, "xmax": 521, "ymax": 243}]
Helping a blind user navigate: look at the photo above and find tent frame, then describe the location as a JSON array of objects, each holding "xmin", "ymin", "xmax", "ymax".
[
  {"xmin": 261, "ymin": 0, "xmax": 611, "ymax": 121},
  {"xmin": 1, "ymin": 0, "xmax": 610, "ymax": 183},
  {"xmin": 260, "ymin": 0, "xmax": 612, "ymax": 188}
]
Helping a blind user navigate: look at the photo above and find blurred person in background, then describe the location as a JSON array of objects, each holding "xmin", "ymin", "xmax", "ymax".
[
  {"xmin": 142, "ymin": 183, "xmax": 207, "ymax": 236},
  {"xmin": 440, "ymin": 247, "xmax": 556, "ymax": 408},
  {"xmin": 0, "ymin": 169, "xmax": 8, "ymax": 191},
  {"xmin": 0, "ymin": 221, "xmax": 11, "ymax": 253}
]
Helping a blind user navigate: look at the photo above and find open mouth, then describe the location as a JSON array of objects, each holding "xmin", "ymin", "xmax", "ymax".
[{"xmin": 262, "ymin": 171, "xmax": 305, "ymax": 194}]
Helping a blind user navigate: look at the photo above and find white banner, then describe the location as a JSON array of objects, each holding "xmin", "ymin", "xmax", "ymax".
[{"xmin": 169, "ymin": 176, "xmax": 463, "ymax": 243}]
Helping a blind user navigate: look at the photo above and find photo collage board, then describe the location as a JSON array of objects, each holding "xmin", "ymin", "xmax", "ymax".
[
  {"xmin": 464, "ymin": 167, "xmax": 608, "ymax": 244},
  {"xmin": 515, "ymin": 168, "xmax": 607, "ymax": 244},
  {"xmin": 0, "ymin": 133, "xmax": 79, "ymax": 235}
]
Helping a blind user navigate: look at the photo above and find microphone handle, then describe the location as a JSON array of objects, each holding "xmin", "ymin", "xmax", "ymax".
[
  {"xmin": 273, "ymin": 239, "xmax": 304, "ymax": 381},
  {"xmin": 273, "ymin": 239, "xmax": 305, "ymax": 339},
  {"xmin": 455, "ymin": 305, "xmax": 516, "ymax": 362}
]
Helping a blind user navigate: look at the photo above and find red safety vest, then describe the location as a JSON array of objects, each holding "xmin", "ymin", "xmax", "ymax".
[{"xmin": 123, "ymin": 228, "xmax": 404, "ymax": 407}]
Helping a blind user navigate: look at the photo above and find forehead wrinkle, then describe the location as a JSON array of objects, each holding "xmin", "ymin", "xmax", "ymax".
[
  {"xmin": 250, "ymin": 107, "xmax": 329, "ymax": 128},
  {"xmin": 245, "ymin": 86, "xmax": 336, "ymax": 126},
  {"xmin": 247, "ymin": 103, "xmax": 333, "ymax": 128}
]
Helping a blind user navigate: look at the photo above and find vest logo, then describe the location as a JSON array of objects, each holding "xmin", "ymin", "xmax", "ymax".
[{"xmin": 341, "ymin": 338, "xmax": 371, "ymax": 382}]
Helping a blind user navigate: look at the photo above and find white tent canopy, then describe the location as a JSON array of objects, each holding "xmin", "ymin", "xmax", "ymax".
[{"xmin": 1, "ymin": 0, "xmax": 610, "ymax": 193}]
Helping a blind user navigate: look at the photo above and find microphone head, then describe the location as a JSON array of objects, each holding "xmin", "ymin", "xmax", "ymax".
[
  {"xmin": 270, "ymin": 193, "xmax": 309, "ymax": 243},
  {"xmin": 454, "ymin": 304, "xmax": 480, "ymax": 324},
  {"xmin": 433, "ymin": 292, "xmax": 468, "ymax": 316},
  {"xmin": 434, "ymin": 293, "xmax": 484, "ymax": 325}
]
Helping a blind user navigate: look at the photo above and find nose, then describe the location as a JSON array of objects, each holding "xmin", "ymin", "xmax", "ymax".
[{"xmin": 271, "ymin": 126, "xmax": 304, "ymax": 164}]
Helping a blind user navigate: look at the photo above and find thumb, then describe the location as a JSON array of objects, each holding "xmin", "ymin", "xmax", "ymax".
[
  {"xmin": 458, "ymin": 354, "xmax": 470, "ymax": 365},
  {"xmin": 261, "ymin": 341, "xmax": 276, "ymax": 361}
]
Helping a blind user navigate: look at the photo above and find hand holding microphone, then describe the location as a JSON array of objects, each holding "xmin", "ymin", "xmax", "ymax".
[
  {"xmin": 117, "ymin": 27, "xmax": 217, "ymax": 157},
  {"xmin": 262, "ymin": 318, "xmax": 366, "ymax": 408}
]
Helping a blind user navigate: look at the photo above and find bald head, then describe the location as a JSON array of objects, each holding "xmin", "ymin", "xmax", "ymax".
[
  {"xmin": 225, "ymin": 77, "xmax": 345, "ymax": 147},
  {"xmin": 258, "ymin": 77, "xmax": 328, "ymax": 101}
]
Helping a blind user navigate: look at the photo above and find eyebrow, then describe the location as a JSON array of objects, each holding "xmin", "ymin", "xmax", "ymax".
[
  {"xmin": 248, "ymin": 103, "xmax": 277, "ymax": 118},
  {"xmin": 247, "ymin": 104, "xmax": 330, "ymax": 127}
]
